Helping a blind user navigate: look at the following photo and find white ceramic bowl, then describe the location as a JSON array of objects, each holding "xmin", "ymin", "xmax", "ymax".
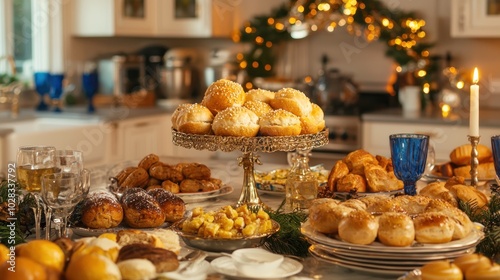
[{"xmin": 231, "ymin": 248, "xmax": 285, "ymax": 277}]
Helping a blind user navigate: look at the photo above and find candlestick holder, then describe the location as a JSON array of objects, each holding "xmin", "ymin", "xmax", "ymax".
[{"xmin": 468, "ymin": 135, "xmax": 480, "ymax": 187}]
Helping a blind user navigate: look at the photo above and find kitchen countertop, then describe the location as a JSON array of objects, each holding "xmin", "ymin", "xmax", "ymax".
[{"xmin": 362, "ymin": 107, "xmax": 500, "ymax": 127}]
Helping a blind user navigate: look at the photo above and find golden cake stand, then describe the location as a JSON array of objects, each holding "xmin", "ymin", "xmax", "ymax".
[{"xmin": 172, "ymin": 129, "xmax": 329, "ymax": 210}]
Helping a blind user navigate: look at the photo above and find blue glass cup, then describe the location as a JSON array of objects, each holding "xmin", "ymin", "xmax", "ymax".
[
  {"xmin": 390, "ymin": 134, "xmax": 429, "ymax": 195},
  {"xmin": 34, "ymin": 72, "xmax": 51, "ymax": 111},
  {"xmin": 491, "ymin": 135, "xmax": 500, "ymax": 185}
]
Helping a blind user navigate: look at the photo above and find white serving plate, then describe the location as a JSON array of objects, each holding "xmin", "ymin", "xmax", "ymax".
[
  {"xmin": 176, "ymin": 185, "xmax": 234, "ymax": 203},
  {"xmin": 210, "ymin": 256, "xmax": 303, "ymax": 279}
]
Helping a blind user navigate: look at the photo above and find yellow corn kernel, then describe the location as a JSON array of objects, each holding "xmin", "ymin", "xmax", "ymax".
[
  {"xmin": 242, "ymin": 223, "xmax": 257, "ymax": 237},
  {"xmin": 257, "ymin": 209, "xmax": 270, "ymax": 220},
  {"xmin": 234, "ymin": 216, "xmax": 245, "ymax": 229},
  {"xmin": 236, "ymin": 204, "xmax": 250, "ymax": 215},
  {"xmin": 224, "ymin": 205, "xmax": 239, "ymax": 219},
  {"xmin": 203, "ymin": 222, "xmax": 220, "ymax": 238},
  {"xmin": 221, "ymin": 217, "xmax": 234, "ymax": 231},
  {"xmin": 217, "ymin": 229, "xmax": 234, "ymax": 238},
  {"xmin": 192, "ymin": 207, "xmax": 204, "ymax": 217},
  {"xmin": 258, "ymin": 219, "xmax": 273, "ymax": 234}
]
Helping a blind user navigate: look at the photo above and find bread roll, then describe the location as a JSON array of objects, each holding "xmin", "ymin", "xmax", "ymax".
[
  {"xmin": 147, "ymin": 188, "xmax": 186, "ymax": 222},
  {"xmin": 269, "ymin": 88, "xmax": 312, "ymax": 117},
  {"xmin": 81, "ymin": 191, "xmax": 124, "ymax": 229},
  {"xmin": 176, "ymin": 103, "xmax": 214, "ymax": 135},
  {"xmin": 363, "ymin": 195, "xmax": 404, "ymax": 213},
  {"xmin": 447, "ymin": 184, "xmax": 489, "ymax": 208},
  {"xmin": 117, "ymin": 259, "xmax": 157, "ymax": 280},
  {"xmin": 377, "ymin": 212, "xmax": 415, "ymax": 247},
  {"xmin": 300, "ymin": 103, "xmax": 326, "ymax": 134},
  {"xmin": 201, "ymin": 79, "xmax": 246, "ymax": 115},
  {"xmin": 258, "ymin": 109, "xmax": 302, "ymax": 136},
  {"xmin": 364, "ymin": 164, "xmax": 403, "ymax": 192},
  {"xmin": 344, "ymin": 149, "xmax": 378, "ymax": 175},
  {"xmin": 327, "ymin": 160, "xmax": 349, "ymax": 192},
  {"xmin": 308, "ymin": 200, "xmax": 354, "ymax": 234},
  {"xmin": 212, "ymin": 106, "xmax": 260, "ymax": 137},
  {"xmin": 336, "ymin": 173, "xmax": 367, "ymax": 193},
  {"xmin": 450, "ymin": 144, "xmax": 492, "ymax": 166},
  {"xmin": 420, "ymin": 260, "xmax": 463, "ymax": 280},
  {"xmin": 419, "ymin": 181, "xmax": 458, "ymax": 207},
  {"xmin": 338, "ymin": 210, "xmax": 379, "ymax": 245},
  {"xmin": 453, "ymin": 162, "xmax": 496, "ymax": 179},
  {"xmin": 413, "ymin": 212, "xmax": 454, "ymax": 244},
  {"xmin": 340, "ymin": 198, "xmax": 367, "ymax": 211},
  {"xmin": 454, "ymin": 253, "xmax": 491, "ymax": 274},
  {"xmin": 117, "ymin": 244, "xmax": 179, "ymax": 273},
  {"xmin": 424, "ymin": 199, "xmax": 473, "ymax": 240},
  {"xmin": 116, "ymin": 229, "xmax": 163, "ymax": 248},
  {"xmin": 170, "ymin": 103, "xmax": 192, "ymax": 130},
  {"xmin": 122, "ymin": 190, "xmax": 166, "ymax": 228},
  {"xmin": 391, "ymin": 195, "xmax": 431, "ymax": 215},
  {"xmin": 464, "ymin": 258, "xmax": 500, "ymax": 280},
  {"xmin": 242, "ymin": 100, "xmax": 273, "ymax": 117},
  {"xmin": 245, "ymin": 88, "xmax": 275, "ymax": 103}
]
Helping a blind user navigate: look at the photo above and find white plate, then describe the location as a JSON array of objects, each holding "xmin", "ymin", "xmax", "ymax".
[
  {"xmin": 177, "ymin": 185, "xmax": 234, "ymax": 203},
  {"xmin": 157, "ymin": 260, "xmax": 210, "ymax": 280},
  {"xmin": 71, "ymin": 222, "xmax": 172, "ymax": 237},
  {"xmin": 210, "ymin": 256, "xmax": 303, "ymax": 279},
  {"xmin": 301, "ymin": 220, "xmax": 484, "ymax": 253}
]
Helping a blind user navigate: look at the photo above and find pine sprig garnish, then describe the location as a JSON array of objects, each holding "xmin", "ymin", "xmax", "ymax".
[{"xmin": 264, "ymin": 200, "xmax": 310, "ymax": 258}]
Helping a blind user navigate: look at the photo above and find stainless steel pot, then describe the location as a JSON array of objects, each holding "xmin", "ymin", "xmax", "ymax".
[{"xmin": 159, "ymin": 56, "xmax": 199, "ymax": 100}]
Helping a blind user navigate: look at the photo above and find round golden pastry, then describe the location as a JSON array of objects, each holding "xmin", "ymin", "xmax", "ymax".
[
  {"xmin": 344, "ymin": 149, "xmax": 379, "ymax": 175},
  {"xmin": 147, "ymin": 188, "xmax": 186, "ymax": 222},
  {"xmin": 340, "ymin": 198, "xmax": 367, "ymax": 211},
  {"xmin": 269, "ymin": 87, "xmax": 312, "ymax": 117},
  {"xmin": 420, "ymin": 260, "xmax": 463, "ymax": 280},
  {"xmin": 327, "ymin": 160, "xmax": 349, "ymax": 192},
  {"xmin": 245, "ymin": 88, "xmax": 275, "ymax": 104},
  {"xmin": 258, "ymin": 109, "xmax": 302, "ymax": 136},
  {"xmin": 450, "ymin": 143, "xmax": 492, "ymax": 166},
  {"xmin": 81, "ymin": 191, "xmax": 124, "ymax": 229},
  {"xmin": 212, "ymin": 106, "xmax": 260, "ymax": 137},
  {"xmin": 464, "ymin": 257, "xmax": 500, "ymax": 280},
  {"xmin": 201, "ymin": 79, "xmax": 246, "ymax": 115},
  {"xmin": 454, "ymin": 253, "xmax": 491, "ymax": 275},
  {"xmin": 242, "ymin": 100, "xmax": 273, "ymax": 117},
  {"xmin": 338, "ymin": 209, "xmax": 379, "ymax": 245},
  {"xmin": 453, "ymin": 162, "xmax": 496, "ymax": 179},
  {"xmin": 170, "ymin": 103, "xmax": 192, "ymax": 130},
  {"xmin": 308, "ymin": 199, "xmax": 354, "ymax": 234},
  {"xmin": 300, "ymin": 103, "xmax": 326, "ymax": 134},
  {"xmin": 424, "ymin": 198, "xmax": 473, "ymax": 240},
  {"xmin": 391, "ymin": 195, "xmax": 431, "ymax": 215},
  {"xmin": 377, "ymin": 212, "xmax": 415, "ymax": 247},
  {"xmin": 175, "ymin": 103, "xmax": 214, "ymax": 135},
  {"xmin": 122, "ymin": 189, "xmax": 166, "ymax": 228},
  {"xmin": 336, "ymin": 173, "xmax": 367, "ymax": 193},
  {"xmin": 419, "ymin": 181, "xmax": 458, "ymax": 207},
  {"xmin": 413, "ymin": 211, "xmax": 455, "ymax": 244}
]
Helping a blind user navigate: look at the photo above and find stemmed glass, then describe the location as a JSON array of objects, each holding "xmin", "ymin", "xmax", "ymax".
[
  {"xmin": 389, "ymin": 134, "xmax": 430, "ymax": 196},
  {"xmin": 491, "ymin": 135, "xmax": 500, "ymax": 185},
  {"xmin": 82, "ymin": 62, "xmax": 98, "ymax": 113},
  {"xmin": 16, "ymin": 146, "xmax": 56, "ymax": 239},
  {"xmin": 41, "ymin": 172, "xmax": 83, "ymax": 239}
]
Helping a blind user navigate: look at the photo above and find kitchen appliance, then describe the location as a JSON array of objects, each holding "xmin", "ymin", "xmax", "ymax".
[
  {"xmin": 137, "ymin": 45, "xmax": 168, "ymax": 97},
  {"xmin": 159, "ymin": 49, "xmax": 200, "ymax": 101},
  {"xmin": 97, "ymin": 54, "xmax": 146, "ymax": 98}
]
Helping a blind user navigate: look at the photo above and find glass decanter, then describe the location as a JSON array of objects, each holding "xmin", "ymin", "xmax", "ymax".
[{"xmin": 285, "ymin": 149, "xmax": 318, "ymax": 212}]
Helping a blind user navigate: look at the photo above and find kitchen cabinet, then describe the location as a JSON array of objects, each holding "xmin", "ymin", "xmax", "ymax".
[
  {"xmin": 451, "ymin": 0, "xmax": 500, "ymax": 37},
  {"xmin": 72, "ymin": 0, "xmax": 233, "ymax": 38}
]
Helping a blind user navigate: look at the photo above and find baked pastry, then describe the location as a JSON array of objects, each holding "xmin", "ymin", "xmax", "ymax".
[
  {"xmin": 377, "ymin": 212, "xmax": 415, "ymax": 247},
  {"xmin": 170, "ymin": 103, "xmax": 192, "ymax": 130},
  {"xmin": 81, "ymin": 191, "xmax": 123, "ymax": 229},
  {"xmin": 147, "ymin": 188, "xmax": 186, "ymax": 222},
  {"xmin": 258, "ymin": 109, "xmax": 302, "ymax": 136},
  {"xmin": 424, "ymin": 198, "xmax": 473, "ymax": 240},
  {"xmin": 116, "ymin": 229, "xmax": 163, "ymax": 248},
  {"xmin": 212, "ymin": 106, "xmax": 260, "ymax": 137},
  {"xmin": 453, "ymin": 162, "xmax": 496, "ymax": 179},
  {"xmin": 450, "ymin": 144, "xmax": 492, "ymax": 165},
  {"xmin": 362, "ymin": 194, "xmax": 404, "ymax": 213},
  {"xmin": 391, "ymin": 195, "xmax": 431, "ymax": 215},
  {"xmin": 327, "ymin": 160, "xmax": 349, "ymax": 191},
  {"xmin": 149, "ymin": 163, "xmax": 184, "ymax": 182},
  {"xmin": 375, "ymin": 154, "xmax": 393, "ymax": 171},
  {"xmin": 245, "ymin": 88, "xmax": 275, "ymax": 103},
  {"xmin": 148, "ymin": 229, "xmax": 181, "ymax": 255},
  {"xmin": 453, "ymin": 253, "xmax": 491, "ymax": 274},
  {"xmin": 242, "ymin": 100, "xmax": 273, "ymax": 117},
  {"xmin": 299, "ymin": 103, "xmax": 326, "ymax": 134},
  {"xmin": 177, "ymin": 162, "xmax": 211, "ymax": 180},
  {"xmin": 413, "ymin": 212, "xmax": 454, "ymax": 244},
  {"xmin": 121, "ymin": 190, "xmax": 166, "ymax": 228},
  {"xmin": 138, "ymin": 153, "xmax": 160, "ymax": 171},
  {"xmin": 419, "ymin": 181, "xmax": 458, "ymax": 207},
  {"xmin": 201, "ymin": 79, "xmax": 246, "ymax": 115},
  {"xmin": 338, "ymin": 210, "xmax": 379, "ymax": 245},
  {"xmin": 336, "ymin": 173, "xmax": 367, "ymax": 193},
  {"xmin": 447, "ymin": 184, "xmax": 489, "ymax": 208},
  {"xmin": 308, "ymin": 199, "xmax": 354, "ymax": 234},
  {"xmin": 160, "ymin": 180, "xmax": 180, "ymax": 194},
  {"xmin": 364, "ymin": 164, "xmax": 403, "ymax": 192},
  {"xmin": 340, "ymin": 198, "xmax": 367, "ymax": 211},
  {"xmin": 420, "ymin": 260, "xmax": 463, "ymax": 280},
  {"xmin": 175, "ymin": 103, "xmax": 214, "ymax": 135},
  {"xmin": 269, "ymin": 87, "xmax": 312, "ymax": 117},
  {"xmin": 117, "ymin": 259, "xmax": 157, "ymax": 280},
  {"xmin": 465, "ymin": 260, "xmax": 500, "ymax": 280},
  {"xmin": 117, "ymin": 244, "xmax": 179, "ymax": 273},
  {"xmin": 344, "ymin": 149, "xmax": 379, "ymax": 175}
]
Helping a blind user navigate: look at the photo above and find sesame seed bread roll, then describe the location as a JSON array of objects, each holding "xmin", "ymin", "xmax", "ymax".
[
  {"xmin": 242, "ymin": 100, "xmax": 273, "ymax": 117},
  {"xmin": 176, "ymin": 103, "xmax": 214, "ymax": 135},
  {"xmin": 212, "ymin": 106, "xmax": 260, "ymax": 137},
  {"xmin": 170, "ymin": 103, "xmax": 192, "ymax": 130},
  {"xmin": 377, "ymin": 212, "xmax": 415, "ymax": 247},
  {"xmin": 269, "ymin": 88, "xmax": 312, "ymax": 117},
  {"xmin": 413, "ymin": 212, "xmax": 454, "ymax": 244},
  {"xmin": 245, "ymin": 88, "xmax": 275, "ymax": 104},
  {"xmin": 300, "ymin": 103, "xmax": 326, "ymax": 134},
  {"xmin": 258, "ymin": 109, "xmax": 302, "ymax": 136},
  {"xmin": 201, "ymin": 79, "xmax": 246, "ymax": 115},
  {"xmin": 338, "ymin": 210, "xmax": 379, "ymax": 245}
]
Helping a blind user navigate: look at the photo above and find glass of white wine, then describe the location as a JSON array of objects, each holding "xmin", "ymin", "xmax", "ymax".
[{"xmin": 16, "ymin": 145, "xmax": 56, "ymax": 239}]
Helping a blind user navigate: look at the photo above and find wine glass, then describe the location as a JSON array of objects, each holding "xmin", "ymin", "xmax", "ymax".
[
  {"xmin": 491, "ymin": 135, "xmax": 500, "ymax": 185},
  {"xmin": 82, "ymin": 62, "xmax": 98, "ymax": 113},
  {"xmin": 41, "ymin": 172, "xmax": 83, "ymax": 239},
  {"xmin": 389, "ymin": 134, "xmax": 429, "ymax": 196},
  {"xmin": 16, "ymin": 145, "xmax": 56, "ymax": 239}
]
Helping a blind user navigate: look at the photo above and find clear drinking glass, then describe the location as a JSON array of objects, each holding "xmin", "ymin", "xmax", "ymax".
[
  {"xmin": 389, "ymin": 134, "xmax": 429, "ymax": 196},
  {"xmin": 41, "ymin": 172, "xmax": 83, "ymax": 239},
  {"xmin": 491, "ymin": 135, "xmax": 500, "ymax": 185},
  {"xmin": 16, "ymin": 145, "xmax": 56, "ymax": 239}
]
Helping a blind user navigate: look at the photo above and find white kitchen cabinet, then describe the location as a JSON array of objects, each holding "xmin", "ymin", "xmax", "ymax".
[
  {"xmin": 451, "ymin": 0, "xmax": 500, "ymax": 37},
  {"xmin": 72, "ymin": 0, "xmax": 233, "ymax": 38},
  {"xmin": 362, "ymin": 120, "xmax": 499, "ymax": 162}
]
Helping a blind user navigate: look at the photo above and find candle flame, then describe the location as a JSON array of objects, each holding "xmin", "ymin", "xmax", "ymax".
[{"xmin": 473, "ymin": 67, "xmax": 479, "ymax": 84}]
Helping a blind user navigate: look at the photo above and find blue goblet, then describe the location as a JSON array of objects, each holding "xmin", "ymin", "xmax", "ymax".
[
  {"xmin": 34, "ymin": 72, "xmax": 51, "ymax": 111},
  {"xmin": 491, "ymin": 135, "xmax": 500, "ymax": 185},
  {"xmin": 82, "ymin": 71, "xmax": 98, "ymax": 113},
  {"xmin": 390, "ymin": 134, "xmax": 429, "ymax": 195},
  {"xmin": 49, "ymin": 73, "xmax": 65, "ymax": 112}
]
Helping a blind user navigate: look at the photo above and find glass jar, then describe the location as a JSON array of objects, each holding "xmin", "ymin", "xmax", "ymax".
[{"xmin": 285, "ymin": 149, "xmax": 318, "ymax": 212}]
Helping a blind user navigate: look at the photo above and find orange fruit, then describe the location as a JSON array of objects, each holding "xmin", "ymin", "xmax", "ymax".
[
  {"xmin": 0, "ymin": 256, "xmax": 47, "ymax": 280},
  {"xmin": 17, "ymin": 240, "xmax": 65, "ymax": 272},
  {"xmin": 0, "ymin": 243, "xmax": 10, "ymax": 263},
  {"xmin": 65, "ymin": 253, "xmax": 121, "ymax": 280}
]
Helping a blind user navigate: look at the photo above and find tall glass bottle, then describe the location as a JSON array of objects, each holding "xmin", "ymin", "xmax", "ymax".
[{"xmin": 285, "ymin": 149, "xmax": 318, "ymax": 212}]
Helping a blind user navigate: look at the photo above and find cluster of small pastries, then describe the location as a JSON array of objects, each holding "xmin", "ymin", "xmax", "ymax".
[
  {"xmin": 308, "ymin": 194, "xmax": 474, "ymax": 246},
  {"xmin": 419, "ymin": 176, "xmax": 489, "ymax": 208},
  {"xmin": 172, "ymin": 79, "xmax": 326, "ymax": 137},
  {"xmin": 432, "ymin": 143, "xmax": 495, "ymax": 179},
  {"xmin": 326, "ymin": 149, "xmax": 403, "ymax": 193}
]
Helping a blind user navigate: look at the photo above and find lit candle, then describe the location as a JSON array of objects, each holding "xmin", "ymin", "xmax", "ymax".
[{"xmin": 469, "ymin": 67, "xmax": 479, "ymax": 137}]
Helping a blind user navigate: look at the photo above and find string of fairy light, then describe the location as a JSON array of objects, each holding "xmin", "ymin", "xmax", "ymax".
[{"xmin": 234, "ymin": 0, "xmax": 435, "ymax": 93}]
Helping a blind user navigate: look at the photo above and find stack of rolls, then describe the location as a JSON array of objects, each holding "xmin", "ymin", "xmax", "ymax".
[
  {"xmin": 432, "ymin": 143, "xmax": 495, "ymax": 179},
  {"xmin": 172, "ymin": 79, "xmax": 326, "ymax": 137}
]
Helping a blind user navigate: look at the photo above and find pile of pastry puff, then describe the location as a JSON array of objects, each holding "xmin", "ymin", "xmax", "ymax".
[{"xmin": 172, "ymin": 79, "xmax": 325, "ymax": 137}]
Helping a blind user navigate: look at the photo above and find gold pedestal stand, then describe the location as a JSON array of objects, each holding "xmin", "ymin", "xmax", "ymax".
[
  {"xmin": 172, "ymin": 130, "xmax": 329, "ymax": 210},
  {"xmin": 468, "ymin": 135, "xmax": 480, "ymax": 187}
]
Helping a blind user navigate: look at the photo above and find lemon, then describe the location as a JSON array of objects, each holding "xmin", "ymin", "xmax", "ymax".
[
  {"xmin": 0, "ymin": 243, "xmax": 10, "ymax": 263},
  {"xmin": 18, "ymin": 240, "xmax": 65, "ymax": 272},
  {"xmin": 65, "ymin": 253, "xmax": 121, "ymax": 280},
  {"xmin": 98, "ymin": 232, "xmax": 117, "ymax": 242},
  {"xmin": 0, "ymin": 256, "xmax": 47, "ymax": 280},
  {"xmin": 72, "ymin": 244, "xmax": 119, "ymax": 263}
]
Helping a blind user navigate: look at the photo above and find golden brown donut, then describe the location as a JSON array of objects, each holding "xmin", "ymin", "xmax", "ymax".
[
  {"xmin": 201, "ymin": 79, "xmax": 246, "ymax": 115},
  {"xmin": 81, "ymin": 191, "xmax": 124, "ymax": 229},
  {"xmin": 338, "ymin": 209, "xmax": 379, "ymax": 245},
  {"xmin": 377, "ymin": 212, "xmax": 415, "ymax": 247},
  {"xmin": 212, "ymin": 106, "xmax": 260, "ymax": 137},
  {"xmin": 269, "ymin": 87, "xmax": 312, "ymax": 117},
  {"xmin": 258, "ymin": 109, "xmax": 302, "ymax": 136}
]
